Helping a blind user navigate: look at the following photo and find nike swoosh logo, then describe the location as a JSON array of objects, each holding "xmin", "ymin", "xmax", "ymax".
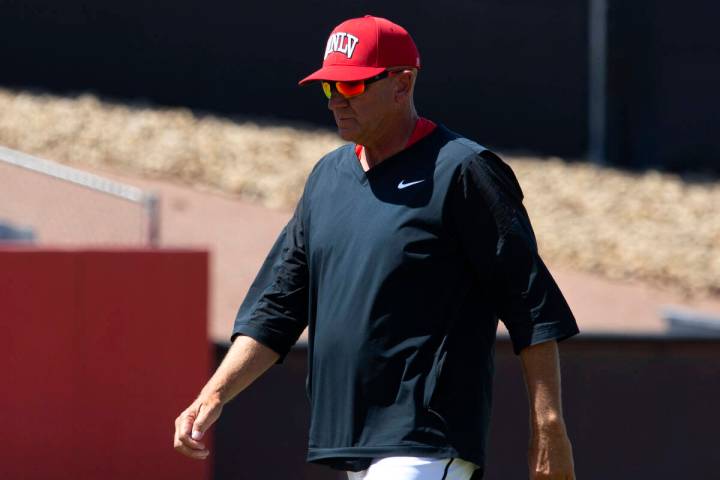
[{"xmin": 397, "ymin": 179, "xmax": 425, "ymax": 189}]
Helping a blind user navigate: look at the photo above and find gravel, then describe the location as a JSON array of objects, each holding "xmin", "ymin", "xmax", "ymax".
[{"xmin": 1, "ymin": 88, "xmax": 718, "ymax": 298}]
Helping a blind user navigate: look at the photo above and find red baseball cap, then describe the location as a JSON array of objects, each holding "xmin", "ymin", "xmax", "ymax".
[{"xmin": 298, "ymin": 15, "xmax": 421, "ymax": 85}]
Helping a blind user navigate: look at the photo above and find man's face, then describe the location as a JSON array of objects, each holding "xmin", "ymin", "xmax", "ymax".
[{"xmin": 326, "ymin": 73, "xmax": 399, "ymax": 145}]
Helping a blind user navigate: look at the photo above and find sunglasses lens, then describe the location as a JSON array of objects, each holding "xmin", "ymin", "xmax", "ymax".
[
  {"xmin": 321, "ymin": 79, "xmax": 369, "ymax": 99},
  {"xmin": 336, "ymin": 81, "xmax": 365, "ymax": 98},
  {"xmin": 321, "ymin": 82, "xmax": 332, "ymax": 99}
]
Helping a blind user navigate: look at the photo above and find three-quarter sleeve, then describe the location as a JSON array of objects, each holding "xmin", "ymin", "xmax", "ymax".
[
  {"xmin": 231, "ymin": 196, "xmax": 309, "ymax": 362},
  {"xmin": 450, "ymin": 149, "xmax": 579, "ymax": 354}
]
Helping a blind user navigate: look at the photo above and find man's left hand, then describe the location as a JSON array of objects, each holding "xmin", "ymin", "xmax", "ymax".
[{"xmin": 528, "ymin": 420, "xmax": 575, "ymax": 480}]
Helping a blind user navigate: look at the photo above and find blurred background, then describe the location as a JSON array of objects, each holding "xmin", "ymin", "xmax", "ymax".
[{"xmin": 1, "ymin": 1, "xmax": 718, "ymax": 479}]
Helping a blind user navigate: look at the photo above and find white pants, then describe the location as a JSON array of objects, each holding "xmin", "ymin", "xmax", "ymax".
[{"xmin": 346, "ymin": 456, "xmax": 477, "ymax": 480}]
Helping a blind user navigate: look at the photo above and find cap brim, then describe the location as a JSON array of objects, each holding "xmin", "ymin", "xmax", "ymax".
[{"xmin": 298, "ymin": 65, "xmax": 386, "ymax": 86}]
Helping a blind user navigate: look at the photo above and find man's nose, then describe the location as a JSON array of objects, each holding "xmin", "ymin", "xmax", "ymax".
[{"xmin": 327, "ymin": 90, "xmax": 349, "ymax": 110}]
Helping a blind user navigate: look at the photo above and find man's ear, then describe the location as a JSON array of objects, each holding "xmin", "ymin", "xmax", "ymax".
[{"xmin": 394, "ymin": 71, "xmax": 414, "ymax": 102}]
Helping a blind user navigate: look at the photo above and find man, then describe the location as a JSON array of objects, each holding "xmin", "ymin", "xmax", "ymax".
[{"xmin": 174, "ymin": 15, "xmax": 579, "ymax": 480}]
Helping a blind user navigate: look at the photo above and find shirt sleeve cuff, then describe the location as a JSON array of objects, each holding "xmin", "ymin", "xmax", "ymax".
[
  {"xmin": 508, "ymin": 321, "xmax": 580, "ymax": 355},
  {"xmin": 230, "ymin": 322, "xmax": 295, "ymax": 364}
]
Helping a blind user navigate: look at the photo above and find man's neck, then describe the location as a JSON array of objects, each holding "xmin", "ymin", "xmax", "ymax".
[{"xmin": 360, "ymin": 111, "xmax": 419, "ymax": 171}]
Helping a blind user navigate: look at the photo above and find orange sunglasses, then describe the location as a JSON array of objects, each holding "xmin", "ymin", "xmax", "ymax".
[{"xmin": 321, "ymin": 70, "xmax": 391, "ymax": 99}]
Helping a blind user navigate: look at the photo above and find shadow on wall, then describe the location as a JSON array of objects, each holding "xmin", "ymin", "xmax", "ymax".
[{"xmin": 213, "ymin": 337, "xmax": 720, "ymax": 480}]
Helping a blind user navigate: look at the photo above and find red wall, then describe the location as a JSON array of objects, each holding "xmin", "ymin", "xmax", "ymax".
[{"xmin": 1, "ymin": 248, "xmax": 211, "ymax": 480}]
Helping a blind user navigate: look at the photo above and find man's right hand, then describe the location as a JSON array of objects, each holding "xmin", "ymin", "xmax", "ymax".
[
  {"xmin": 172, "ymin": 336, "xmax": 280, "ymax": 460},
  {"xmin": 173, "ymin": 394, "xmax": 223, "ymax": 460}
]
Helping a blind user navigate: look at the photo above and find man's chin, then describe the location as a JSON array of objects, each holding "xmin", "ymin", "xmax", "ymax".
[{"xmin": 336, "ymin": 126, "xmax": 359, "ymax": 142}]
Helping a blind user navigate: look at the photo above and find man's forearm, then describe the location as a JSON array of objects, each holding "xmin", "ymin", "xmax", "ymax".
[
  {"xmin": 173, "ymin": 335, "xmax": 280, "ymax": 456},
  {"xmin": 199, "ymin": 335, "xmax": 280, "ymax": 405},
  {"xmin": 519, "ymin": 339, "xmax": 565, "ymax": 427},
  {"xmin": 519, "ymin": 339, "xmax": 575, "ymax": 479}
]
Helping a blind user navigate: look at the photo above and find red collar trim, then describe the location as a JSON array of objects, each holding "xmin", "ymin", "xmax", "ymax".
[{"xmin": 355, "ymin": 117, "xmax": 437, "ymax": 159}]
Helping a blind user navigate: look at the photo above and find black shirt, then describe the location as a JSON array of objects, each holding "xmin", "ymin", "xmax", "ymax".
[{"xmin": 232, "ymin": 125, "xmax": 579, "ymax": 472}]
